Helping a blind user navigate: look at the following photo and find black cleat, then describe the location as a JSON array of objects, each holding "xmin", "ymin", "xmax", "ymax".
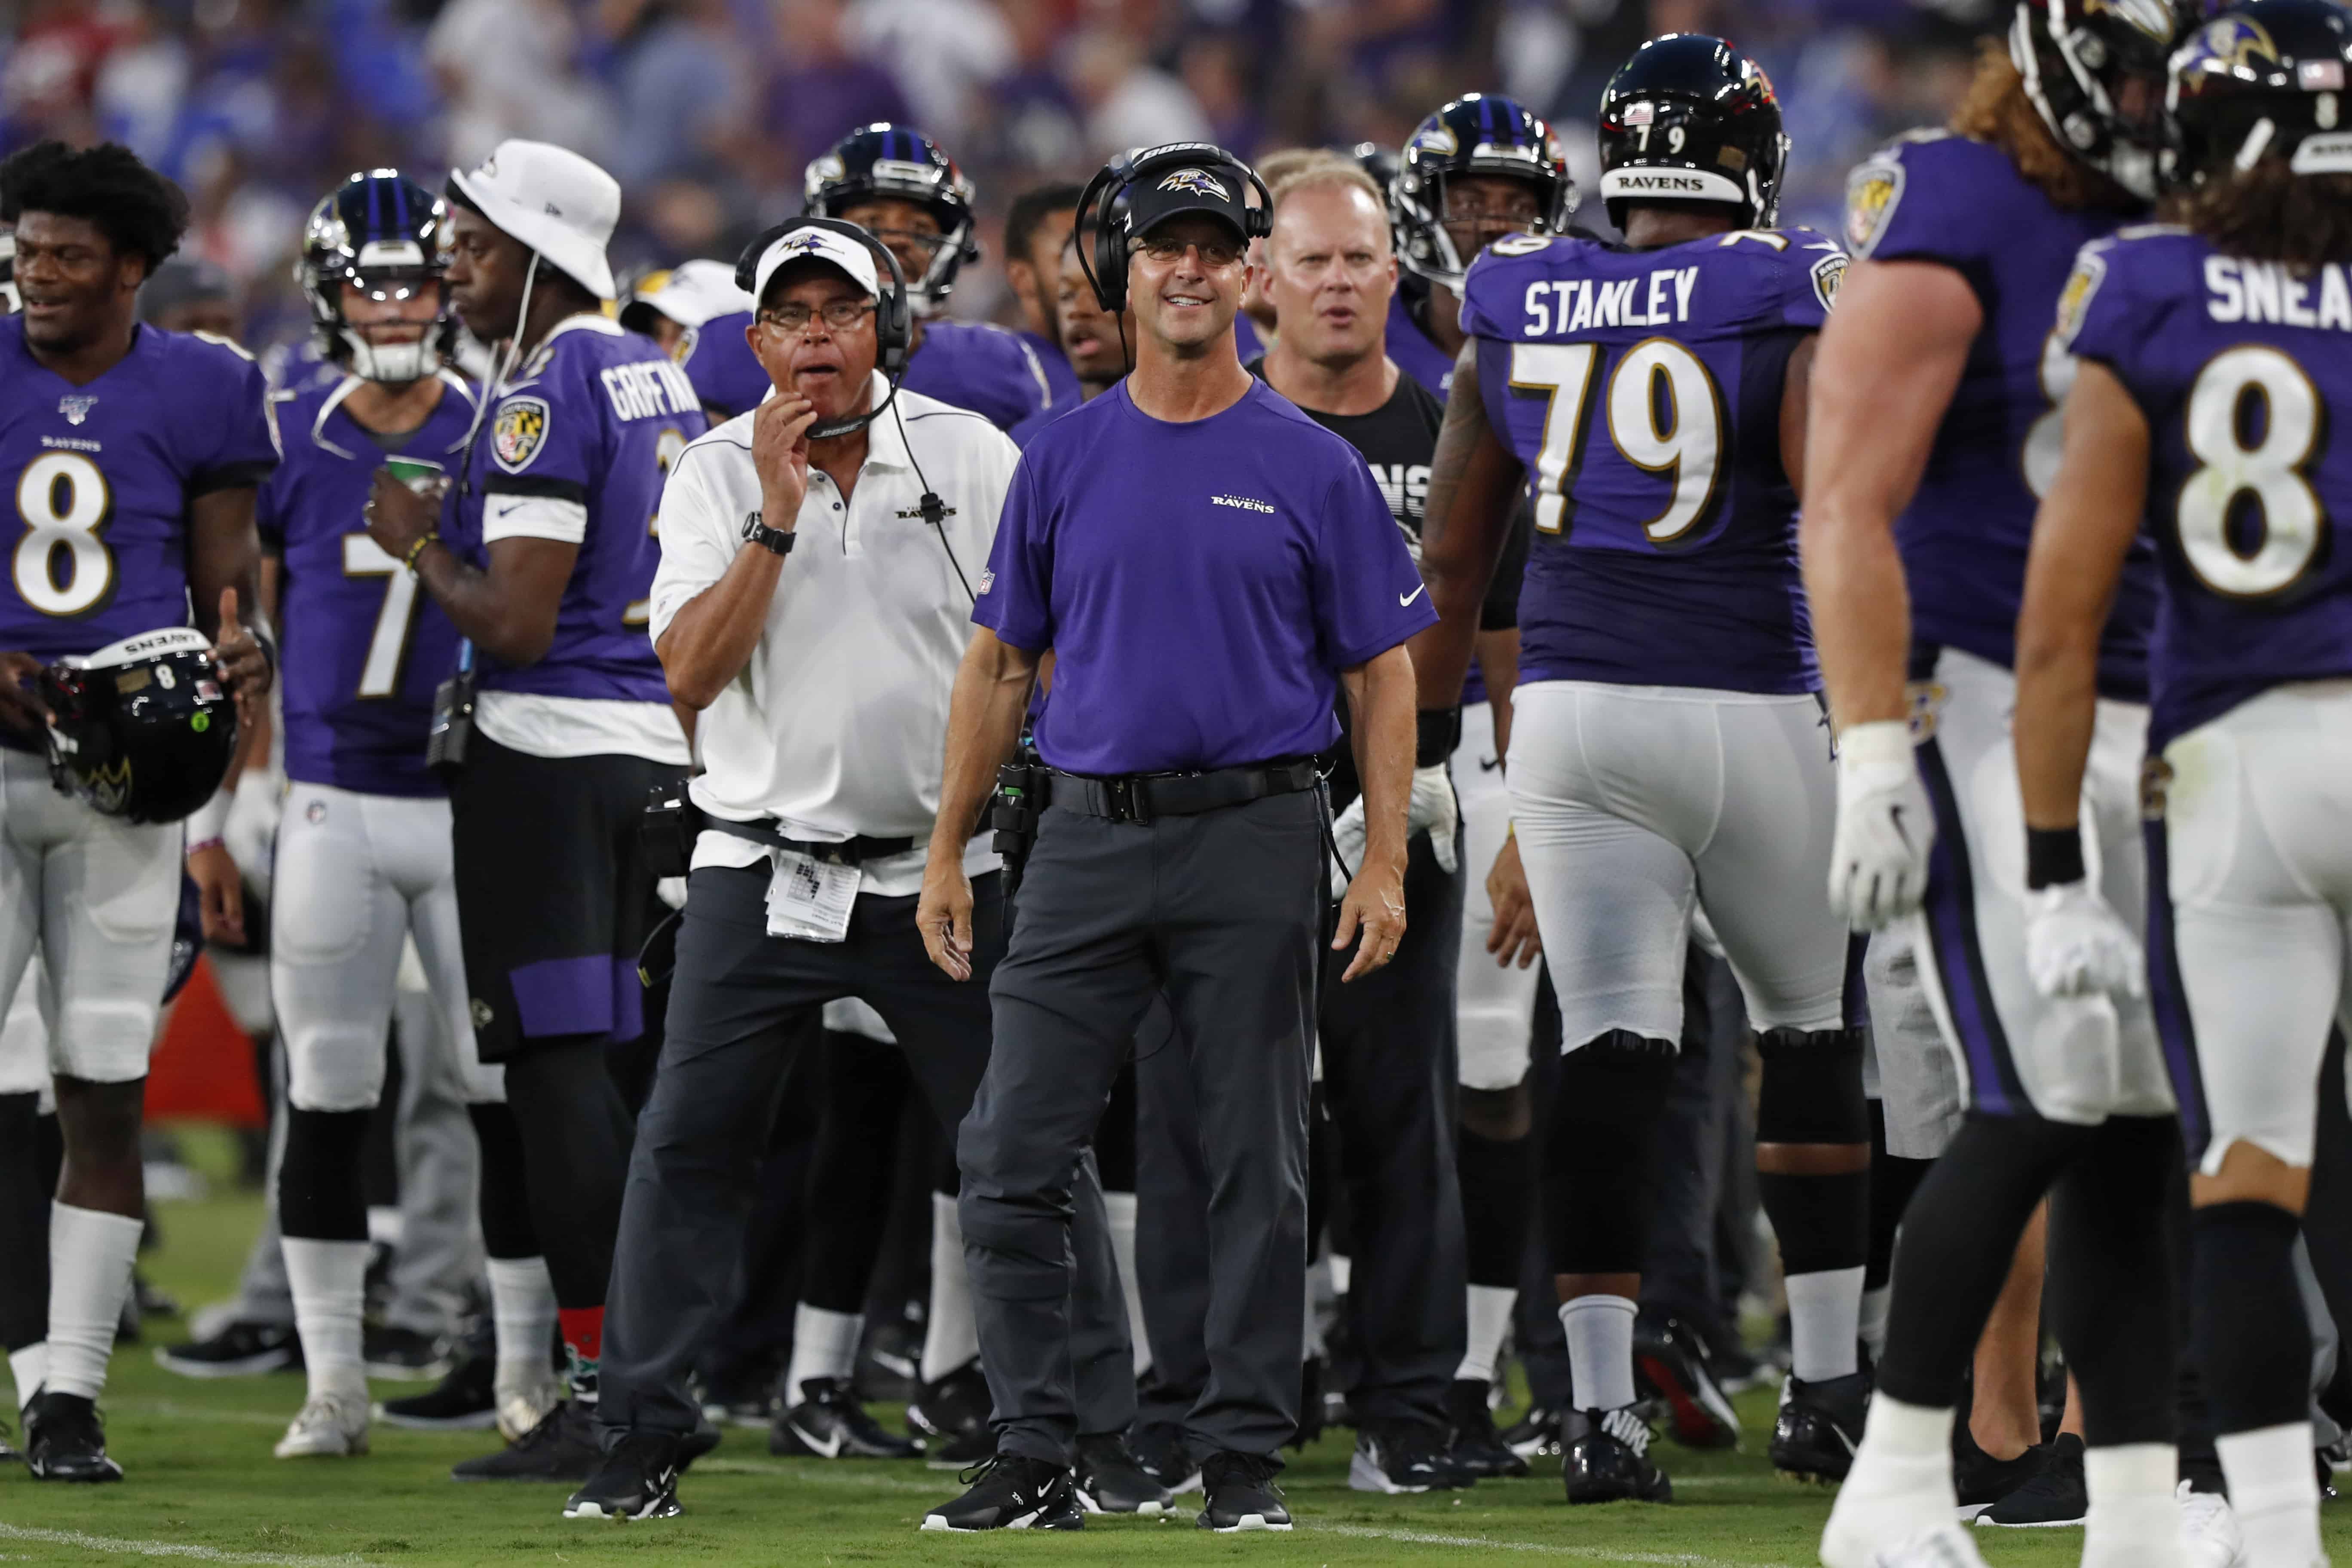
[
  {"xmin": 24, "ymin": 1391, "xmax": 123, "ymax": 1482},
  {"xmin": 377, "ymin": 1344, "xmax": 496, "ymax": 1430},
  {"xmin": 1501, "ymin": 1403, "xmax": 1564, "ymax": 1460},
  {"xmin": 1563, "ymin": 1406, "xmax": 1672, "ymax": 1504},
  {"xmin": 1953, "ymin": 1422, "xmax": 2046, "ymax": 1517},
  {"xmin": 153, "ymin": 1319, "xmax": 299, "ymax": 1378},
  {"xmin": 1770, "ymin": 1370, "xmax": 1871, "ymax": 1483},
  {"xmin": 564, "ymin": 1430, "xmax": 683, "ymax": 1520},
  {"xmin": 1634, "ymin": 1314, "xmax": 1740, "ymax": 1451},
  {"xmin": 771, "ymin": 1377, "xmax": 921, "ymax": 1458},
  {"xmin": 1446, "ymin": 1379, "xmax": 1529, "ymax": 1479},
  {"xmin": 363, "ymin": 1323, "xmax": 451, "ymax": 1382},
  {"xmin": 1351, "ymin": 1419, "xmax": 1470, "ymax": 1493},
  {"xmin": 451, "ymin": 1400, "xmax": 601, "ymax": 1482},
  {"xmin": 1130, "ymin": 1422, "xmax": 1201, "ymax": 1493},
  {"xmin": 1978, "ymin": 1433, "xmax": 2086, "ymax": 1527},
  {"xmin": 905, "ymin": 1360, "xmax": 989, "ymax": 1447},
  {"xmin": 920, "ymin": 1453, "xmax": 1084, "ymax": 1531},
  {"xmin": 1197, "ymin": 1449, "xmax": 1291, "ymax": 1532},
  {"xmin": 1074, "ymin": 1430, "xmax": 1172, "ymax": 1515}
]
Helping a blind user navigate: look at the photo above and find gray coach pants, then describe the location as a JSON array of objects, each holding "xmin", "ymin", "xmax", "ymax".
[
  {"xmin": 962, "ymin": 788, "xmax": 1323, "ymax": 1464},
  {"xmin": 599, "ymin": 864, "xmax": 1132, "ymax": 1439}
]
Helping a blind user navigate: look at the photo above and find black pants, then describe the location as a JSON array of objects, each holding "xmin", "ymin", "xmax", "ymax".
[
  {"xmin": 962, "ymin": 790, "xmax": 1322, "ymax": 1463},
  {"xmin": 1135, "ymin": 829, "xmax": 1468, "ymax": 1431}
]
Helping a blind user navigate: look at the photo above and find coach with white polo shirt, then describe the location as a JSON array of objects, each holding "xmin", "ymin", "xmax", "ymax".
[{"xmin": 571, "ymin": 220, "xmax": 1129, "ymax": 1520}]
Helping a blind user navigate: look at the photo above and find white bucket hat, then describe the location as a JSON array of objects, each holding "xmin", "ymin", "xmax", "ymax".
[{"xmin": 447, "ymin": 140, "xmax": 619, "ymax": 300}]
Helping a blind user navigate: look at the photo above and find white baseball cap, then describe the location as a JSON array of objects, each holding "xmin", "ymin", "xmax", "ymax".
[
  {"xmin": 625, "ymin": 258, "xmax": 751, "ymax": 329},
  {"xmin": 747, "ymin": 224, "xmax": 881, "ymax": 312},
  {"xmin": 447, "ymin": 140, "xmax": 620, "ymax": 300}
]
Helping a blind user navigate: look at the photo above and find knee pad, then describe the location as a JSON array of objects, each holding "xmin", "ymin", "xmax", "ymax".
[
  {"xmin": 1756, "ymin": 1027, "xmax": 1868, "ymax": 1145},
  {"xmin": 1543, "ymin": 1033, "xmax": 1676, "ymax": 1275},
  {"xmin": 278, "ymin": 1108, "xmax": 371, "ymax": 1242},
  {"xmin": 286, "ymin": 1026, "xmax": 391, "ymax": 1114}
]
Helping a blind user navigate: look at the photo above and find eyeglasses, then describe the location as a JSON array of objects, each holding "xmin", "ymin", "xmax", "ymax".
[
  {"xmin": 1133, "ymin": 234, "xmax": 1243, "ymax": 268},
  {"xmin": 758, "ymin": 300, "xmax": 876, "ymax": 333}
]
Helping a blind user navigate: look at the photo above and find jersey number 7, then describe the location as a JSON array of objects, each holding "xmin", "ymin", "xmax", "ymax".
[{"xmin": 1508, "ymin": 340, "xmax": 1724, "ymax": 543}]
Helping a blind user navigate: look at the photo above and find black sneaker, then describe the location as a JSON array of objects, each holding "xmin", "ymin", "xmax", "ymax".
[
  {"xmin": 1953, "ymin": 1421, "xmax": 2046, "ymax": 1516},
  {"xmin": 1634, "ymin": 1315, "xmax": 1740, "ymax": 1450},
  {"xmin": 1770, "ymin": 1370, "xmax": 1871, "ymax": 1483},
  {"xmin": 1130, "ymin": 1422, "xmax": 1201, "ymax": 1493},
  {"xmin": 24, "ymin": 1391, "xmax": 123, "ymax": 1482},
  {"xmin": 1074, "ymin": 1431, "xmax": 1172, "ymax": 1515},
  {"xmin": 924, "ymin": 1425, "xmax": 994, "ymax": 1470},
  {"xmin": 564, "ymin": 1429, "xmax": 683, "ymax": 1520},
  {"xmin": 1351, "ymin": 1419, "xmax": 1469, "ymax": 1494},
  {"xmin": 153, "ymin": 1319, "xmax": 299, "ymax": 1378},
  {"xmin": 771, "ymin": 1377, "xmax": 921, "ymax": 1459},
  {"xmin": 1563, "ymin": 1406, "xmax": 1671, "ymax": 1504},
  {"xmin": 364, "ymin": 1324, "xmax": 451, "ymax": 1382},
  {"xmin": 451, "ymin": 1400, "xmax": 601, "ymax": 1482},
  {"xmin": 1197, "ymin": 1449, "xmax": 1291, "ymax": 1532},
  {"xmin": 1446, "ymin": 1379, "xmax": 1529, "ymax": 1479},
  {"xmin": 906, "ymin": 1360, "xmax": 990, "ymax": 1446},
  {"xmin": 920, "ymin": 1453, "xmax": 1084, "ymax": 1531},
  {"xmin": 1501, "ymin": 1403, "xmax": 1564, "ymax": 1460},
  {"xmin": 377, "ymin": 1346, "xmax": 497, "ymax": 1431},
  {"xmin": 1978, "ymin": 1433, "xmax": 2086, "ymax": 1527}
]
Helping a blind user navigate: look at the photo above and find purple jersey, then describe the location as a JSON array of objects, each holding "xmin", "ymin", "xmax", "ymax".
[
  {"xmin": 681, "ymin": 311, "xmax": 1050, "ymax": 431},
  {"xmin": 260, "ymin": 373, "xmax": 478, "ymax": 797},
  {"xmin": 1848, "ymin": 130, "xmax": 2157, "ymax": 696},
  {"xmin": 1387, "ymin": 291, "xmax": 1458, "ymax": 399},
  {"xmin": 1018, "ymin": 326, "xmax": 1081, "ymax": 409},
  {"xmin": 2061, "ymin": 227, "xmax": 2352, "ymax": 746},
  {"xmin": 977, "ymin": 377, "xmax": 1434, "ymax": 775},
  {"xmin": 448, "ymin": 316, "xmax": 706, "ymax": 703},
  {"xmin": 1461, "ymin": 227, "xmax": 1844, "ymax": 695},
  {"xmin": 0, "ymin": 318, "xmax": 278, "ymax": 664}
]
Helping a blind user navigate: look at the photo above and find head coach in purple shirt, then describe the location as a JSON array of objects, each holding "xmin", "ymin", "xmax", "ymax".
[{"xmin": 914, "ymin": 144, "xmax": 1434, "ymax": 1535}]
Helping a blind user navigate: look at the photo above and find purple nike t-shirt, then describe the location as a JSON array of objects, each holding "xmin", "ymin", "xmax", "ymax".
[{"xmin": 977, "ymin": 376, "xmax": 1435, "ymax": 775}]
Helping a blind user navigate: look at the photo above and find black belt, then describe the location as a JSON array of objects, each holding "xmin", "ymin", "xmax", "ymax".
[
  {"xmin": 706, "ymin": 817, "xmax": 919, "ymax": 866},
  {"xmin": 1050, "ymin": 759, "xmax": 1319, "ymax": 825}
]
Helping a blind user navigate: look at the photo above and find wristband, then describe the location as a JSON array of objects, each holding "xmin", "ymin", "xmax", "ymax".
[
  {"xmin": 1415, "ymin": 707, "xmax": 1461, "ymax": 768},
  {"xmin": 187, "ymin": 836, "xmax": 224, "ymax": 856},
  {"xmin": 2025, "ymin": 826, "xmax": 2086, "ymax": 891},
  {"xmin": 186, "ymin": 783, "xmax": 233, "ymax": 845},
  {"xmin": 1836, "ymin": 718, "xmax": 1914, "ymax": 769},
  {"xmin": 402, "ymin": 532, "xmax": 439, "ymax": 571}
]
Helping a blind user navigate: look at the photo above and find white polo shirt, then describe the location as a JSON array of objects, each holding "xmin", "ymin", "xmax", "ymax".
[{"xmin": 647, "ymin": 376, "xmax": 1017, "ymax": 899}]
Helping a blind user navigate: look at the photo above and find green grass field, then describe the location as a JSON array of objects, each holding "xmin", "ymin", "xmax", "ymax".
[{"xmin": 4, "ymin": 1133, "xmax": 2346, "ymax": 1568}]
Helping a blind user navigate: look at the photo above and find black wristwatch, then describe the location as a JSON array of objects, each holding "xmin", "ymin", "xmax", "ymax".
[{"xmin": 741, "ymin": 510, "xmax": 795, "ymax": 557}]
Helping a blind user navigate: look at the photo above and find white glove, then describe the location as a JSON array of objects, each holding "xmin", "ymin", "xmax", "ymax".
[
  {"xmin": 2022, "ymin": 880, "xmax": 2144, "ymax": 1000},
  {"xmin": 1328, "ymin": 763, "xmax": 1461, "ymax": 899},
  {"xmin": 223, "ymin": 769, "xmax": 283, "ymax": 895},
  {"xmin": 1826, "ymin": 719, "xmax": 1934, "ymax": 932},
  {"xmin": 655, "ymin": 876, "xmax": 689, "ymax": 912}
]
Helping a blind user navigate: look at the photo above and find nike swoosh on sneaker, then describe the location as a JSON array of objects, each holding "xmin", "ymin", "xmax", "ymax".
[
  {"xmin": 790, "ymin": 1419, "xmax": 844, "ymax": 1458},
  {"xmin": 1400, "ymin": 584, "xmax": 1426, "ymax": 607}
]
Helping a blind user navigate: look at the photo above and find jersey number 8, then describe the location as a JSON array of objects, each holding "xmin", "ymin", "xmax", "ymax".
[
  {"xmin": 1510, "ymin": 339, "xmax": 1724, "ymax": 542},
  {"xmin": 2176, "ymin": 345, "xmax": 2327, "ymax": 599},
  {"xmin": 13, "ymin": 451, "xmax": 115, "ymax": 618}
]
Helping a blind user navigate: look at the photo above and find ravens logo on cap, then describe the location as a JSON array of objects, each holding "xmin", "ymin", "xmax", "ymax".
[{"xmin": 1158, "ymin": 168, "xmax": 1231, "ymax": 201}]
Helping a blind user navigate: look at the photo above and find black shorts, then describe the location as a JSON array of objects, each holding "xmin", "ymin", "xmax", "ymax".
[{"xmin": 450, "ymin": 732, "xmax": 684, "ymax": 1065}]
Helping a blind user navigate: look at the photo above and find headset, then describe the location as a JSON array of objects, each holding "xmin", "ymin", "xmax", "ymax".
[
  {"xmin": 732, "ymin": 214, "xmax": 972, "ymax": 599},
  {"xmin": 1072, "ymin": 142, "xmax": 1272, "ymax": 318}
]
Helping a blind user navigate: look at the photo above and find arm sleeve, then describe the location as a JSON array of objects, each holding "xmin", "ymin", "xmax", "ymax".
[
  {"xmin": 1313, "ymin": 454, "xmax": 1439, "ymax": 668},
  {"xmin": 190, "ymin": 350, "xmax": 282, "ymax": 495},
  {"xmin": 971, "ymin": 457, "xmax": 1054, "ymax": 652},
  {"xmin": 645, "ymin": 441, "xmax": 737, "ymax": 642}
]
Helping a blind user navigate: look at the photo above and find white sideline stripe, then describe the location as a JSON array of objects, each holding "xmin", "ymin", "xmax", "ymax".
[
  {"xmin": 0, "ymin": 1525, "xmax": 370, "ymax": 1568},
  {"xmin": 1311, "ymin": 1522, "xmax": 1792, "ymax": 1567}
]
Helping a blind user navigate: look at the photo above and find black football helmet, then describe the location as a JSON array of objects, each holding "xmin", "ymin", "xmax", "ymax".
[
  {"xmin": 1351, "ymin": 141, "xmax": 1402, "ymax": 201},
  {"xmin": 0, "ymin": 230, "xmax": 16, "ymax": 315},
  {"xmin": 1598, "ymin": 34, "xmax": 1791, "ymax": 232},
  {"xmin": 299, "ymin": 170, "xmax": 452, "ymax": 385},
  {"xmin": 2014, "ymin": 0, "xmax": 2208, "ymax": 198},
  {"xmin": 1393, "ymin": 95, "xmax": 1577, "ymax": 289},
  {"xmin": 803, "ymin": 125, "xmax": 979, "ymax": 315},
  {"xmin": 40, "ymin": 628, "xmax": 239, "ymax": 824},
  {"xmin": 2164, "ymin": 0, "xmax": 2352, "ymax": 186}
]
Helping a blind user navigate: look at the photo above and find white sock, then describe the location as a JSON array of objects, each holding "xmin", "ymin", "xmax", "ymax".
[
  {"xmin": 1103, "ymin": 1189, "xmax": 1150, "ymax": 1375},
  {"xmin": 1329, "ymin": 1253, "xmax": 1353, "ymax": 1297},
  {"xmin": 1786, "ymin": 1265, "xmax": 1865, "ymax": 1383},
  {"xmin": 485, "ymin": 1255, "xmax": 557, "ymax": 1396},
  {"xmin": 1859, "ymin": 1283, "xmax": 1892, "ymax": 1363},
  {"xmin": 1456, "ymin": 1284, "xmax": 1515, "ymax": 1385},
  {"xmin": 1824, "ymin": 1395, "xmax": 1959, "ymax": 1568},
  {"xmin": 2083, "ymin": 1443, "xmax": 2186, "ymax": 1568},
  {"xmin": 1558, "ymin": 1294, "xmax": 1637, "ymax": 1412},
  {"xmin": 46, "ymin": 1204, "xmax": 143, "ymax": 1400},
  {"xmin": 783, "ymin": 1304, "xmax": 863, "ymax": 1405},
  {"xmin": 921, "ymin": 1192, "xmax": 977, "ymax": 1385},
  {"xmin": 9, "ymin": 1342, "xmax": 46, "ymax": 1415},
  {"xmin": 283, "ymin": 1237, "xmax": 370, "ymax": 1401},
  {"xmin": 2217, "ymin": 1422, "xmax": 2321, "ymax": 1568}
]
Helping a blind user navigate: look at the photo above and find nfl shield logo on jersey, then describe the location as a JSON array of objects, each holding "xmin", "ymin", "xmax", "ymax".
[
  {"xmin": 58, "ymin": 395, "xmax": 97, "ymax": 426},
  {"xmin": 493, "ymin": 396, "xmax": 551, "ymax": 473}
]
